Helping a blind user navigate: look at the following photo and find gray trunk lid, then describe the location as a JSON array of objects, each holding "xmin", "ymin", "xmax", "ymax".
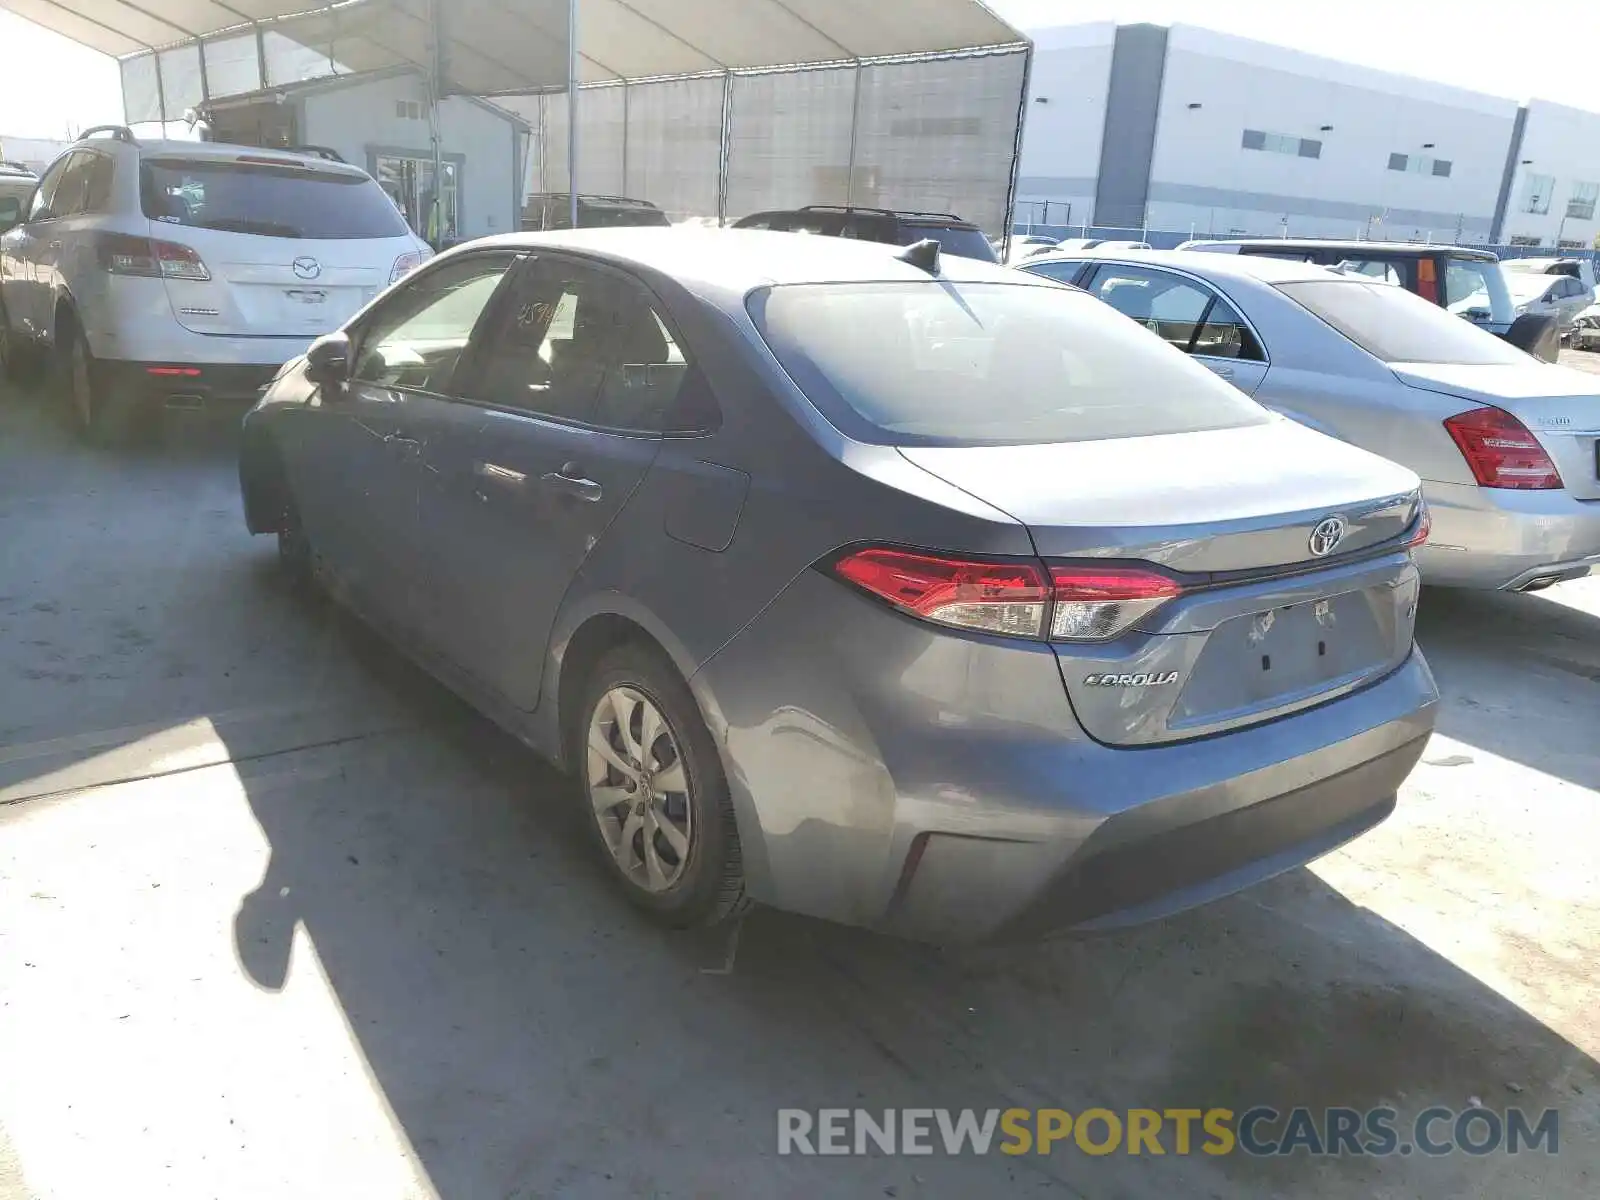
[{"xmin": 900, "ymin": 419, "xmax": 1424, "ymax": 746}]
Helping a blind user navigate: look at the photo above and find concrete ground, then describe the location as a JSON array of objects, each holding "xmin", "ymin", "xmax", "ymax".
[{"xmin": 0, "ymin": 380, "xmax": 1596, "ymax": 1200}]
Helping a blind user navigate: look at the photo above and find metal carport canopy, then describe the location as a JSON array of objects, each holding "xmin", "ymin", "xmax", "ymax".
[{"xmin": 0, "ymin": 0, "xmax": 1025, "ymax": 93}]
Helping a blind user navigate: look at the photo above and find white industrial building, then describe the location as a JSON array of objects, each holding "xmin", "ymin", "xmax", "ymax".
[{"xmin": 1017, "ymin": 21, "xmax": 1600, "ymax": 250}]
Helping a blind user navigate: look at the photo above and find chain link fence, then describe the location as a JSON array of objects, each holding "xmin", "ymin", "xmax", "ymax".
[{"xmin": 526, "ymin": 48, "xmax": 1029, "ymax": 233}]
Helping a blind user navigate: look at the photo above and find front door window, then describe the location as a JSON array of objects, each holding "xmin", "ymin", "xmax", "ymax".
[{"xmin": 374, "ymin": 154, "xmax": 459, "ymax": 247}]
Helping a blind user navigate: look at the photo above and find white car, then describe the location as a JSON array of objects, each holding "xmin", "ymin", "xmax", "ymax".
[
  {"xmin": 1502, "ymin": 270, "xmax": 1596, "ymax": 336},
  {"xmin": 0, "ymin": 126, "xmax": 431, "ymax": 441}
]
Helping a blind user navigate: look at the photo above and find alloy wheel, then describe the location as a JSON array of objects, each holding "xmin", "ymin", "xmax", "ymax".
[{"xmin": 586, "ymin": 685, "xmax": 693, "ymax": 893}]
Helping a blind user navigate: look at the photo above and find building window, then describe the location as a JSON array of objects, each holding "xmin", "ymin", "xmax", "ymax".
[
  {"xmin": 1566, "ymin": 181, "xmax": 1598, "ymax": 221},
  {"xmin": 1520, "ymin": 173, "xmax": 1555, "ymax": 215},
  {"xmin": 1242, "ymin": 129, "xmax": 1321, "ymax": 159},
  {"xmin": 395, "ymin": 100, "xmax": 424, "ymax": 120},
  {"xmin": 1558, "ymin": 239, "xmax": 1586, "ymax": 250},
  {"xmin": 1509, "ymin": 235, "xmax": 1542, "ymax": 247},
  {"xmin": 1388, "ymin": 153, "xmax": 1452, "ymax": 178}
]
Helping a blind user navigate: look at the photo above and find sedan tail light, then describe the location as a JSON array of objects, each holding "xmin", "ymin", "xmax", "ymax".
[
  {"xmin": 95, "ymin": 232, "xmax": 211, "ymax": 281},
  {"xmin": 1047, "ymin": 565, "xmax": 1183, "ymax": 641},
  {"xmin": 832, "ymin": 547, "xmax": 1052, "ymax": 638},
  {"xmin": 1405, "ymin": 505, "xmax": 1432, "ymax": 548},
  {"xmin": 828, "ymin": 548, "xmax": 1186, "ymax": 642},
  {"xmin": 1443, "ymin": 406, "xmax": 1563, "ymax": 490}
]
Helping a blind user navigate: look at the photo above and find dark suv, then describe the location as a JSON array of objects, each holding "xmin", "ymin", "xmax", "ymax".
[
  {"xmin": 522, "ymin": 193, "xmax": 671, "ymax": 231},
  {"xmin": 732, "ymin": 205, "xmax": 999, "ymax": 263},
  {"xmin": 1176, "ymin": 238, "xmax": 1556, "ymax": 360}
]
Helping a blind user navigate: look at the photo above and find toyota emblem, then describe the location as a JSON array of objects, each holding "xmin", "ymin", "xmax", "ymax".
[
  {"xmin": 292, "ymin": 256, "xmax": 321, "ymax": 280},
  {"xmin": 1308, "ymin": 516, "xmax": 1348, "ymax": 558}
]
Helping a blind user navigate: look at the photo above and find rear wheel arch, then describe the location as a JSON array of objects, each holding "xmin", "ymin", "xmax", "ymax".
[
  {"xmin": 240, "ymin": 422, "xmax": 293, "ymax": 535},
  {"xmin": 557, "ymin": 613, "xmax": 676, "ymax": 770}
]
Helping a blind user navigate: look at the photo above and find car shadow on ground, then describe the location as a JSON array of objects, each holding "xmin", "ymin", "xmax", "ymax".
[
  {"xmin": 1416, "ymin": 585, "xmax": 1600, "ymax": 792},
  {"xmin": 208, "ymin": 585, "xmax": 1600, "ymax": 1199}
]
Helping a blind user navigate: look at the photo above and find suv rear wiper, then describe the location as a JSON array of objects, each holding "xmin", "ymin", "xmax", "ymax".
[{"xmin": 196, "ymin": 217, "xmax": 302, "ymax": 237}]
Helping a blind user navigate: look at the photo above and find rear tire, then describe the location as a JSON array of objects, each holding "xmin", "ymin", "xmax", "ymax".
[
  {"xmin": 57, "ymin": 319, "xmax": 139, "ymax": 445},
  {"xmin": 575, "ymin": 642, "xmax": 749, "ymax": 928}
]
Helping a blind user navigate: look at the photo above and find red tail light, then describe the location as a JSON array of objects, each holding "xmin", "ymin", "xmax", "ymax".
[
  {"xmin": 1405, "ymin": 505, "xmax": 1432, "ymax": 547},
  {"xmin": 829, "ymin": 548, "xmax": 1185, "ymax": 642},
  {"xmin": 832, "ymin": 547, "xmax": 1051, "ymax": 638},
  {"xmin": 95, "ymin": 232, "xmax": 211, "ymax": 281},
  {"xmin": 1048, "ymin": 565, "xmax": 1183, "ymax": 641},
  {"xmin": 1443, "ymin": 406, "xmax": 1562, "ymax": 490}
]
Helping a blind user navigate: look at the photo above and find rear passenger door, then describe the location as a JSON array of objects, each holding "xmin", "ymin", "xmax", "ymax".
[
  {"xmin": 1078, "ymin": 263, "xmax": 1269, "ymax": 394},
  {"xmin": 410, "ymin": 253, "xmax": 688, "ymax": 710}
]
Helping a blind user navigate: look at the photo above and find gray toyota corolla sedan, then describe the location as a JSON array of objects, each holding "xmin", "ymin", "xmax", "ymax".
[{"xmin": 240, "ymin": 228, "xmax": 1438, "ymax": 942}]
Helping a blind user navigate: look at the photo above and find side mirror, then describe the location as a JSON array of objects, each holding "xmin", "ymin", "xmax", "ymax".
[
  {"xmin": 0, "ymin": 197, "xmax": 21, "ymax": 232},
  {"xmin": 305, "ymin": 331, "xmax": 352, "ymax": 389}
]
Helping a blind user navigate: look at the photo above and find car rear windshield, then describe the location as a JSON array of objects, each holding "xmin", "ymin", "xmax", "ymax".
[
  {"xmin": 900, "ymin": 224, "xmax": 999, "ymax": 263},
  {"xmin": 1279, "ymin": 279, "xmax": 1530, "ymax": 366},
  {"xmin": 748, "ymin": 281, "xmax": 1271, "ymax": 446},
  {"xmin": 140, "ymin": 157, "xmax": 411, "ymax": 240}
]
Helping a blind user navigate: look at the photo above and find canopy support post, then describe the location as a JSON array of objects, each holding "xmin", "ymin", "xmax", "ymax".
[
  {"xmin": 1000, "ymin": 45, "xmax": 1033, "ymax": 261},
  {"xmin": 716, "ymin": 70, "xmax": 732, "ymax": 225},
  {"xmin": 567, "ymin": 0, "xmax": 579, "ymax": 229},
  {"xmin": 844, "ymin": 59, "xmax": 862, "ymax": 208}
]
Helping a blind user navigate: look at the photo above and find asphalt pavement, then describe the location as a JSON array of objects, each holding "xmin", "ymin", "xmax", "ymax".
[{"xmin": 1, "ymin": 382, "xmax": 1596, "ymax": 1200}]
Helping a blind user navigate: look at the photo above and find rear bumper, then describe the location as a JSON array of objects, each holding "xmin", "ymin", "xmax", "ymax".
[
  {"xmin": 1417, "ymin": 480, "xmax": 1600, "ymax": 589},
  {"xmin": 95, "ymin": 359, "xmax": 283, "ymax": 412},
  {"xmin": 693, "ymin": 568, "xmax": 1439, "ymax": 944}
]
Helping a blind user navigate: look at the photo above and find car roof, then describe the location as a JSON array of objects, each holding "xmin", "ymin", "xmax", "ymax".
[
  {"xmin": 1184, "ymin": 237, "xmax": 1495, "ymax": 261},
  {"xmin": 449, "ymin": 227, "xmax": 1037, "ymax": 296},
  {"xmin": 1024, "ymin": 247, "xmax": 1341, "ymax": 286}
]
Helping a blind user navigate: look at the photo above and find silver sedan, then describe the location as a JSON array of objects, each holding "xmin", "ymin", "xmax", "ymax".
[{"xmin": 1021, "ymin": 249, "xmax": 1600, "ymax": 591}]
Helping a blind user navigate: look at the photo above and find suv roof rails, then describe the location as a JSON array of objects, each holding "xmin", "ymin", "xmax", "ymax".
[
  {"xmin": 530, "ymin": 192, "xmax": 660, "ymax": 207},
  {"xmin": 79, "ymin": 124, "xmax": 138, "ymax": 144},
  {"xmin": 799, "ymin": 203, "xmax": 970, "ymax": 223}
]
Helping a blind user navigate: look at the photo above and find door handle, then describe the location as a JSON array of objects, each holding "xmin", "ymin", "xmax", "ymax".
[
  {"xmin": 539, "ymin": 462, "xmax": 603, "ymax": 503},
  {"xmin": 475, "ymin": 461, "xmax": 526, "ymax": 485}
]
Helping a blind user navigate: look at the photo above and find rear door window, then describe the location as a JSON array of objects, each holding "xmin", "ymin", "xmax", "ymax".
[
  {"xmin": 749, "ymin": 280, "xmax": 1270, "ymax": 446},
  {"xmin": 46, "ymin": 152, "xmax": 93, "ymax": 218},
  {"xmin": 466, "ymin": 257, "xmax": 711, "ymax": 432},
  {"xmin": 140, "ymin": 157, "xmax": 411, "ymax": 239}
]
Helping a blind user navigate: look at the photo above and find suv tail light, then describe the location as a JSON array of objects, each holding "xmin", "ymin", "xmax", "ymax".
[
  {"xmin": 390, "ymin": 248, "xmax": 432, "ymax": 284},
  {"xmin": 828, "ymin": 548, "xmax": 1186, "ymax": 642},
  {"xmin": 1443, "ymin": 406, "xmax": 1562, "ymax": 490},
  {"xmin": 95, "ymin": 232, "xmax": 210, "ymax": 281}
]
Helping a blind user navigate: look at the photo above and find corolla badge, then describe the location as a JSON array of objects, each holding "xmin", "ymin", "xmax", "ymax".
[
  {"xmin": 292, "ymin": 256, "xmax": 322, "ymax": 280},
  {"xmin": 1083, "ymin": 672, "xmax": 1179, "ymax": 687},
  {"xmin": 1308, "ymin": 515, "xmax": 1347, "ymax": 558}
]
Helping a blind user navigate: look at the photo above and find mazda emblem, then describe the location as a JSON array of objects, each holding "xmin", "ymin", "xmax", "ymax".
[
  {"xmin": 292, "ymin": 256, "xmax": 321, "ymax": 280},
  {"xmin": 1308, "ymin": 516, "xmax": 1348, "ymax": 558}
]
